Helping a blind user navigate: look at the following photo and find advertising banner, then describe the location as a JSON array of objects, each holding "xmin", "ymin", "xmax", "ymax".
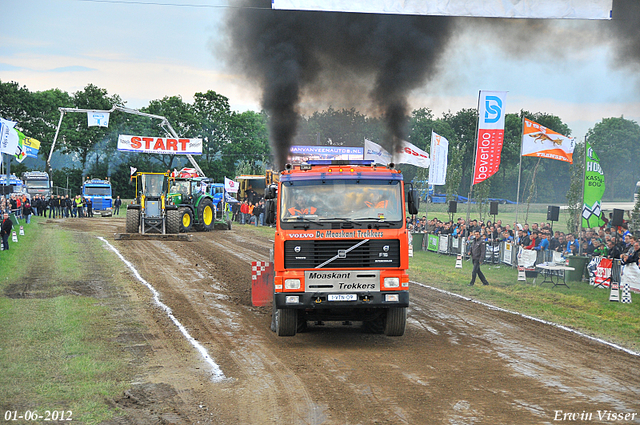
[
  {"xmin": 522, "ymin": 118, "xmax": 575, "ymax": 163},
  {"xmin": 438, "ymin": 235, "xmax": 449, "ymax": 254},
  {"xmin": 427, "ymin": 234, "xmax": 438, "ymax": 252},
  {"xmin": 118, "ymin": 135, "xmax": 203, "ymax": 155},
  {"xmin": 473, "ymin": 91, "xmax": 507, "ymax": 184},
  {"xmin": 429, "ymin": 131, "xmax": 449, "ymax": 186},
  {"xmin": 621, "ymin": 264, "xmax": 640, "ymax": 293},
  {"xmin": 289, "ymin": 145, "xmax": 363, "ymax": 163},
  {"xmin": 582, "ymin": 142, "xmax": 606, "ymax": 228},
  {"xmin": 594, "ymin": 257, "xmax": 612, "ymax": 287},
  {"xmin": 271, "ymin": 0, "xmax": 613, "ymax": 19}
]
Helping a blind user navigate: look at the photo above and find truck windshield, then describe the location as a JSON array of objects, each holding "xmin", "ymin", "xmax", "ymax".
[
  {"xmin": 26, "ymin": 180, "xmax": 49, "ymax": 188},
  {"xmin": 84, "ymin": 186, "xmax": 111, "ymax": 196},
  {"xmin": 280, "ymin": 179, "xmax": 402, "ymax": 224}
]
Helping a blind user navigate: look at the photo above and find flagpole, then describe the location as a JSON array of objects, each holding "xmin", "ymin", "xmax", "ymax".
[
  {"xmin": 515, "ymin": 116, "xmax": 525, "ymax": 227},
  {"xmin": 465, "ymin": 91, "xmax": 481, "ymax": 250}
]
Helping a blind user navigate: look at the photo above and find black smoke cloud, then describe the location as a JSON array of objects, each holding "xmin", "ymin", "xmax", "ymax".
[
  {"xmin": 223, "ymin": 0, "xmax": 453, "ymax": 170},
  {"xmin": 223, "ymin": 1, "xmax": 640, "ymax": 171}
]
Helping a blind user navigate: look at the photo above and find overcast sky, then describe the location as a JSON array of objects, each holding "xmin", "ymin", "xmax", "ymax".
[{"xmin": 1, "ymin": 0, "xmax": 639, "ymax": 142}]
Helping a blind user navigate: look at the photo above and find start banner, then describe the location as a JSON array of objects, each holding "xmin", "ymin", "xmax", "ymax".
[
  {"xmin": 118, "ymin": 135, "xmax": 202, "ymax": 155},
  {"xmin": 473, "ymin": 91, "xmax": 507, "ymax": 185}
]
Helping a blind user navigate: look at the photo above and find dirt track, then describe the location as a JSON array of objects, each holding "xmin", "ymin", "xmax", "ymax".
[{"xmin": 59, "ymin": 217, "xmax": 640, "ymax": 424}]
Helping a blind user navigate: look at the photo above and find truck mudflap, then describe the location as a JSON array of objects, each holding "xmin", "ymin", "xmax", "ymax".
[
  {"xmin": 274, "ymin": 291, "xmax": 409, "ymax": 309},
  {"xmin": 251, "ymin": 261, "xmax": 274, "ymax": 306}
]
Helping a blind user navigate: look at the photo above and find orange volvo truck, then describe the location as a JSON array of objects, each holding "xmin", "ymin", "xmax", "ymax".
[{"xmin": 252, "ymin": 160, "xmax": 419, "ymax": 336}]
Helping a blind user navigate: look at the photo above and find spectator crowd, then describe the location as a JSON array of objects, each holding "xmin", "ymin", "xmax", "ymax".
[
  {"xmin": 0, "ymin": 194, "xmax": 100, "ymax": 220},
  {"xmin": 407, "ymin": 215, "xmax": 639, "ymax": 265}
]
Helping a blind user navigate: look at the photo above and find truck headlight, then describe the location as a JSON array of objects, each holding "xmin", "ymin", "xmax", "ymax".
[
  {"xmin": 385, "ymin": 294, "xmax": 400, "ymax": 302},
  {"xmin": 286, "ymin": 296, "xmax": 300, "ymax": 304},
  {"xmin": 384, "ymin": 277, "xmax": 400, "ymax": 288},
  {"xmin": 284, "ymin": 279, "xmax": 301, "ymax": 290}
]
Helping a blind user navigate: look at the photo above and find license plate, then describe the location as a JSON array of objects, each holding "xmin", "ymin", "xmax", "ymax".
[{"xmin": 328, "ymin": 294, "xmax": 357, "ymax": 302}]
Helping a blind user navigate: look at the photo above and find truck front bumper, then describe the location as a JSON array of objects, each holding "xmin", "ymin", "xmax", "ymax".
[{"xmin": 274, "ymin": 291, "xmax": 409, "ymax": 309}]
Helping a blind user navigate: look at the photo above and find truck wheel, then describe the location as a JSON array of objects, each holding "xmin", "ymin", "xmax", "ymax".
[
  {"xmin": 166, "ymin": 209, "xmax": 180, "ymax": 234},
  {"xmin": 125, "ymin": 209, "xmax": 140, "ymax": 233},
  {"xmin": 275, "ymin": 308, "xmax": 297, "ymax": 336},
  {"xmin": 179, "ymin": 207, "xmax": 193, "ymax": 233},
  {"xmin": 195, "ymin": 198, "xmax": 214, "ymax": 231},
  {"xmin": 384, "ymin": 307, "xmax": 407, "ymax": 336}
]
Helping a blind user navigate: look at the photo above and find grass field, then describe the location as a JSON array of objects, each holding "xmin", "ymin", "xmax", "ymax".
[{"xmin": 0, "ymin": 217, "xmax": 133, "ymax": 424}]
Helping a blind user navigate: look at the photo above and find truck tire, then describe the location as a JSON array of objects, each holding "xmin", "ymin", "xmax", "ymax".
[
  {"xmin": 275, "ymin": 308, "xmax": 297, "ymax": 336},
  {"xmin": 384, "ymin": 307, "xmax": 407, "ymax": 336},
  {"xmin": 166, "ymin": 209, "xmax": 180, "ymax": 234},
  {"xmin": 125, "ymin": 209, "xmax": 140, "ymax": 233},
  {"xmin": 179, "ymin": 207, "xmax": 193, "ymax": 233},
  {"xmin": 195, "ymin": 198, "xmax": 214, "ymax": 231}
]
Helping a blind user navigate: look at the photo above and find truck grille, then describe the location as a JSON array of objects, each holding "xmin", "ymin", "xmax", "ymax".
[{"xmin": 284, "ymin": 239, "xmax": 400, "ymax": 269}]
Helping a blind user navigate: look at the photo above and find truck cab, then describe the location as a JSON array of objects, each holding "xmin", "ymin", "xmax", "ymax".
[
  {"xmin": 22, "ymin": 171, "xmax": 51, "ymax": 199},
  {"xmin": 255, "ymin": 160, "xmax": 419, "ymax": 336},
  {"xmin": 82, "ymin": 178, "xmax": 113, "ymax": 216}
]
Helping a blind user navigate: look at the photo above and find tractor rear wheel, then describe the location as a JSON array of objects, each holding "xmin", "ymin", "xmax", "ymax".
[
  {"xmin": 195, "ymin": 198, "xmax": 214, "ymax": 231},
  {"xmin": 125, "ymin": 208, "xmax": 140, "ymax": 233},
  {"xmin": 179, "ymin": 207, "xmax": 193, "ymax": 233},
  {"xmin": 166, "ymin": 209, "xmax": 180, "ymax": 234}
]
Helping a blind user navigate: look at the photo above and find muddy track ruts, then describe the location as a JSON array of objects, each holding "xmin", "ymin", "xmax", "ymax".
[{"xmin": 56, "ymin": 217, "xmax": 640, "ymax": 424}]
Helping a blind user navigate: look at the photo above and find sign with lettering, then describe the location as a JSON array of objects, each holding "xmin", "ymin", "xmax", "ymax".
[{"xmin": 118, "ymin": 135, "xmax": 202, "ymax": 155}]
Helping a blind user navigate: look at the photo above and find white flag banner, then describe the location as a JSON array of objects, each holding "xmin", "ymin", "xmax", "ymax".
[
  {"xmin": 271, "ymin": 0, "xmax": 612, "ymax": 19},
  {"xmin": 118, "ymin": 134, "xmax": 202, "ymax": 155},
  {"xmin": 429, "ymin": 131, "xmax": 449, "ymax": 186},
  {"xmin": 87, "ymin": 111, "xmax": 110, "ymax": 127},
  {"xmin": 0, "ymin": 118, "xmax": 19, "ymax": 155},
  {"xmin": 225, "ymin": 177, "xmax": 239, "ymax": 193},
  {"xmin": 364, "ymin": 139, "xmax": 392, "ymax": 165},
  {"xmin": 394, "ymin": 140, "xmax": 430, "ymax": 169}
]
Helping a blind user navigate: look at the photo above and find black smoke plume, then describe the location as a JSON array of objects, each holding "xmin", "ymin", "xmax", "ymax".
[
  {"xmin": 223, "ymin": 0, "xmax": 453, "ymax": 170},
  {"xmin": 223, "ymin": 1, "xmax": 640, "ymax": 171}
]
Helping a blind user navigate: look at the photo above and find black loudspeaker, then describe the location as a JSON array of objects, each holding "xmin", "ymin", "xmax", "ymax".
[
  {"xmin": 490, "ymin": 201, "xmax": 499, "ymax": 216},
  {"xmin": 612, "ymin": 209, "xmax": 624, "ymax": 227},
  {"xmin": 448, "ymin": 201, "xmax": 457, "ymax": 213},
  {"xmin": 547, "ymin": 205, "xmax": 560, "ymax": 222},
  {"xmin": 0, "ymin": 185, "xmax": 14, "ymax": 195}
]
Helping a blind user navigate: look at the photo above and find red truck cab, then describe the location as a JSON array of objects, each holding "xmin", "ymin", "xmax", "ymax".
[{"xmin": 255, "ymin": 160, "xmax": 419, "ymax": 336}]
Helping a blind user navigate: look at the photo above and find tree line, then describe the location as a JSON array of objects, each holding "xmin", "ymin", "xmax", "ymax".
[{"xmin": 1, "ymin": 80, "xmax": 638, "ymax": 203}]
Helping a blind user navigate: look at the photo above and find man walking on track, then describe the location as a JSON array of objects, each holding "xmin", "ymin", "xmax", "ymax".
[{"xmin": 469, "ymin": 230, "xmax": 489, "ymax": 286}]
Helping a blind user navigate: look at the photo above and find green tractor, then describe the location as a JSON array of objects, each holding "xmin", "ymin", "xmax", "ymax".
[
  {"xmin": 168, "ymin": 177, "xmax": 217, "ymax": 232},
  {"xmin": 126, "ymin": 172, "xmax": 181, "ymax": 234}
]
